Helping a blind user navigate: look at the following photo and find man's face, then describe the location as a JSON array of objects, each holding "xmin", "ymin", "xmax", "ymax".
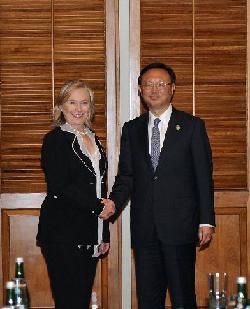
[{"xmin": 139, "ymin": 68, "xmax": 175, "ymax": 114}]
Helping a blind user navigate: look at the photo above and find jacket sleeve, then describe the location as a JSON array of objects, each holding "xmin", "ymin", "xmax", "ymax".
[
  {"xmin": 41, "ymin": 132, "xmax": 104, "ymax": 215},
  {"xmin": 191, "ymin": 119, "xmax": 215, "ymax": 226},
  {"xmin": 109, "ymin": 122, "xmax": 133, "ymax": 218}
]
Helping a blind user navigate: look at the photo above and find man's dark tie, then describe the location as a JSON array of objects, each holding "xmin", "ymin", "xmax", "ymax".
[{"xmin": 151, "ymin": 118, "xmax": 161, "ymax": 171}]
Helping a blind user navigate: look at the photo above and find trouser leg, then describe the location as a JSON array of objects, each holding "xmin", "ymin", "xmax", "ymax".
[
  {"xmin": 134, "ymin": 241, "xmax": 167, "ymax": 309},
  {"xmin": 42, "ymin": 243, "xmax": 98, "ymax": 309}
]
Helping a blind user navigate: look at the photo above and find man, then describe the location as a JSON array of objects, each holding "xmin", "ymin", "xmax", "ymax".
[{"xmin": 102, "ymin": 63, "xmax": 215, "ymax": 308}]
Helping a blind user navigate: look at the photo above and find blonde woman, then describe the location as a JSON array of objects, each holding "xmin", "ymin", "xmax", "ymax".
[{"xmin": 37, "ymin": 80, "xmax": 114, "ymax": 309}]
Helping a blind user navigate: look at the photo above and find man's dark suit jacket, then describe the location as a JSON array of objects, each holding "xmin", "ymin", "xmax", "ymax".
[
  {"xmin": 110, "ymin": 107, "xmax": 215, "ymax": 247},
  {"xmin": 37, "ymin": 127, "xmax": 109, "ymax": 245}
]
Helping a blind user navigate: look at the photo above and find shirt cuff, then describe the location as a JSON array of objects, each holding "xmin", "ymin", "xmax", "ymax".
[{"xmin": 199, "ymin": 224, "xmax": 214, "ymax": 227}]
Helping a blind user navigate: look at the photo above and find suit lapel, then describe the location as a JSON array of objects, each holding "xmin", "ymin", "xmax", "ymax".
[
  {"xmin": 73, "ymin": 134, "xmax": 107, "ymax": 177},
  {"xmin": 71, "ymin": 136, "xmax": 96, "ymax": 174},
  {"xmin": 63, "ymin": 128, "xmax": 107, "ymax": 176},
  {"xmin": 95, "ymin": 136, "xmax": 107, "ymax": 177},
  {"xmin": 155, "ymin": 107, "xmax": 180, "ymax": 173},
  {"xmin": 62, "ymin": 130, "xmax": 95, "ymax": 175},
  {"xmin": 138, "ymin": 113, "xmax": 154, "ymax": 174}
]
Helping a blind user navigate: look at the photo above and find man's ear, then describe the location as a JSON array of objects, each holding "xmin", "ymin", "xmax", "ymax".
[
  {"xmin": 172, "ymin": 83, "xmax": 176, "ymax": 94},
  {"xmin": 138, "ymin": 86, "xmax": 142, "ymax": 96}
]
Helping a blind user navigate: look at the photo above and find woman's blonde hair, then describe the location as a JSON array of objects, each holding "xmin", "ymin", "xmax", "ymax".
[{"xmin": 54, "ymin": 80, "xmax": 95, "ymax": 127}]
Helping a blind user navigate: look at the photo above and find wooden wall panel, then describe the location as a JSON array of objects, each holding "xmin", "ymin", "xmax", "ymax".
[
  {"xmin": 196, "ymin": 207, "xmax": 247, "ymax": 306},
  {"xmin": 131, "ymin": 251, "xmax": 137, "ymax": 309},
  {"xmin": 1, "ymin": 209, "xmax": 54, "ymax": 308},
  {"xmin": 195, "ymin": 0, "xmax": 247, "ymax": 189},
  {"xmin": 0, "ymin": 1, "xmax": 52, "ymax": 193},
  {"xmin": 141, "ymin": 0, "xmax": 193, "ymax": 114},
  {"xmin": 53, "ymin": 0, "xmax": 106, "ymax": 143},
  {"xmin": 0, "ymin": 0, "xmax": 108, "ymax": 192}
]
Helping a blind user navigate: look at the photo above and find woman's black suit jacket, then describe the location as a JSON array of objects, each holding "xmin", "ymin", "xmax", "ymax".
[{"xmin": 37, "ymin": 126, "xmax": 109, "ymax": 245}]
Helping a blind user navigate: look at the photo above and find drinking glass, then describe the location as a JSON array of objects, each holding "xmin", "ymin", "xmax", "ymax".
[{"xmin": 208, "ymin": 272, "xmax": 228, "ymax": 309}]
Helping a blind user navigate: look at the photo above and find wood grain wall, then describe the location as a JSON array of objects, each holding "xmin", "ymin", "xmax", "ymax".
[{"xmin": 1, "ymin": 0, "xmax": 107, "ymax": 193}]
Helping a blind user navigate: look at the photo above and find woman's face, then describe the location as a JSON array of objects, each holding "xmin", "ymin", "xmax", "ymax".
[{"xmin": 61, "ymin": 87, "xmax": 91, "ymax": 130}]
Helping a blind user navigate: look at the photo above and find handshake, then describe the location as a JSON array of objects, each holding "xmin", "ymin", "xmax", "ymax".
[{"xmin": 99, "ymin": 198, "xmax": 116, "ymax": 220}]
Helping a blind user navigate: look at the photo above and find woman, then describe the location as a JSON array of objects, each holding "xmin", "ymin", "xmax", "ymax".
[{"xmin": 37, "ymin": 80, "xmax": 113, "ymax": 309}]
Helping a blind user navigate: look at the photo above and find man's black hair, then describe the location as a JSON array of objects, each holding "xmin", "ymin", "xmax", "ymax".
[{"xmin": 138, "ymin": 63, "xmax": 176, "ymax": 85}]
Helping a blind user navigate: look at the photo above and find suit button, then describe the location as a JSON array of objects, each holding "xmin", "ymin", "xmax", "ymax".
[{"xmin": 153, "ymin": 176, "xmax": 158, "ymax": 181}]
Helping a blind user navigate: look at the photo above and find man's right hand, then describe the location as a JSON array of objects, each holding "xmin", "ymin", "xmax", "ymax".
[{"xmin": 99, "ymin": 198, "xmax": 116, "ymax": 220}]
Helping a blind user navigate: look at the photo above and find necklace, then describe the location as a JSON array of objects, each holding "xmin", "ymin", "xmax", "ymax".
[
  {"xmin": 78, "ymin": 130, "xmax": 87, "ymax": 136},
  {"xmin": 66, "ymin": 123, "xmax": 88, "ymax": 136}
]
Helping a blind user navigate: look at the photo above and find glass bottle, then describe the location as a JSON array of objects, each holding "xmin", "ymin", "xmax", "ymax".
[
  {"xmin": 13, "ymin": 257, "xmax": 29, "ymax": 309},
  {"xmin": 221, "ymin": 272, "xmax": 228, "ymax": 309},
  {"xmin": 208, "ymin": 273, "xmax": 215, "ymax": 308},
  {"xmin": 15, "ymin": 257, "xmax": 24, "ymax": 279},
  {"xmin": 236, "ymin": 276, "xmax": 247, "ymax": 308},
  {"xmin": 5, "ymin": 281, "xmax": 16, "ymax": 308},
  {"xmin": 215, "ymin": 272, "xmax": 221, "ymax": 309}
]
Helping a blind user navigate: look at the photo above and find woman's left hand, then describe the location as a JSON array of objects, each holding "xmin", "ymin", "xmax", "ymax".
[{"xmin": 99, "ymin": 243, "xmax": 110, "ymax": 255}]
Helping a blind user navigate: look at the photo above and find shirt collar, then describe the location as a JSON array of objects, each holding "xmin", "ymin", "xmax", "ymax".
[
  {"xmin": 149, "ymin": 104, "xmax": 172, "ymax": 127},
  {"xmin": 60, "ymin": 122, "xmax": 93, "ymax": 137}
]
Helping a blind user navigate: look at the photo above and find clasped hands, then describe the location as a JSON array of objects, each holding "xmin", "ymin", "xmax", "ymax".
[{"xmin": 99, "ymin": 198, "xmax": 116, "ymax": 220}]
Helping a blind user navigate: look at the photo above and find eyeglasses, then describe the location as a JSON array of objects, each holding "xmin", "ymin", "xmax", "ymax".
[{"xmin": 141, "ymin": 81, "xmax": 172, "ymax": 91}]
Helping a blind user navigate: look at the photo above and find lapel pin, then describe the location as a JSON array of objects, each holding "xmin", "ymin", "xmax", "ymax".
[{"xmin": 176, "ymin": 124, "xmax": 181, "ymax": 131}]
